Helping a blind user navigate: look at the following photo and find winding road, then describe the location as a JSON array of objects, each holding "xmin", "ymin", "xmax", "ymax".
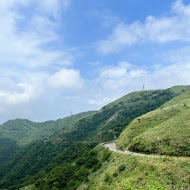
[{"xmin": 103, "ymin": 142, "xmax": 190, "ymax": 160}]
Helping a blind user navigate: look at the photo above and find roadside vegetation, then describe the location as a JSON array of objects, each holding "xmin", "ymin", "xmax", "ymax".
[
  {"xmin": 117, "ymin": 91, "xmax": 190, "ymax": 156},
  {"xmin": 78, "ymin": 146, "xmax": 190, "ymax": 190}
]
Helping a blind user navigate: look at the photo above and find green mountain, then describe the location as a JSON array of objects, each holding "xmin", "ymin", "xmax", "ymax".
[
  {"xmin": 0, "ymin": 85, "xmax": 190, "ymax": 189},
  {"xmin": 50, "ymin": 85, "xmax": 190, "ymax": 144},
  {"xmin": 117, "ymin": 90, "xmax": 190, "ymax": 156},
  {"xmin": 0, "ymin": 111, "xmax": 96, "ymax": 165},
  {"xmin": 0, "ymin": 111, "xmax": 96, "ymax": 146}
]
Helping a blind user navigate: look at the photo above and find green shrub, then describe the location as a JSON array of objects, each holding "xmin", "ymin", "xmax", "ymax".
[
  {"xmin": 113, "ymin": 171, "xmax": 118, "ymax": 177},
  {"xmin": 104, "ymin": 173, "xmax": 111, "ymax": 183},
  {"xmin": 101, "ymin": 148, "xmax": 112, "ymax": 161},
  {"xmin": 118, "ymin": 164, "xmax": 126, "ymax": 172}
]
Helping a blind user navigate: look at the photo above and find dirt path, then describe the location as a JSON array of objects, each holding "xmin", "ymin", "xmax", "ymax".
[{"xmin": 103, "ymin": 142, "xmax": 190, "ymax": 160}]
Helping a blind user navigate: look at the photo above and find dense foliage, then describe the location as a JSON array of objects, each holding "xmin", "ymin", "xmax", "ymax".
[
  {"xmin": 0, "ymin": 141, "xmax": 70, "ymax": 188},
  {"xmin": 0, "ymin": 138, "xmax": 20, "ymax": 165},
  {"xmin": 0, "ymin": 111, "xmax": 95, "ymax": 165},
  {"xmin": 0, "ymin": 142, "xmax": 112, "ymax": 190},
  {"xmin": 33, "ymin": 142, "xmax": 108, "ymax": 190}
]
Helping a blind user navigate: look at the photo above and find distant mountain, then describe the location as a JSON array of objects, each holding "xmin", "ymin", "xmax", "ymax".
[
  {"xmin": 0, "ymin": 111, "xmax": 96, "ymax": 165},
  {"xmin": 0, "ymin": 111, "xmax": 96, "ymax": 146},
  {"xmin": 117, "ymin": 90, "xmax": 190, "ymax": 156}
]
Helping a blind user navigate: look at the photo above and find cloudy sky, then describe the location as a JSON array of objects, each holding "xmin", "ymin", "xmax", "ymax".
[{"xmin": 0, "ymin": 0, "xmax": 190, "ymax": 123}]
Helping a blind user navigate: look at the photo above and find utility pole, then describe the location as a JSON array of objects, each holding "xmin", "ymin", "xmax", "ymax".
[{"xmin": 143, "ymin": 84, "xmax": 145, "ymax": 91}]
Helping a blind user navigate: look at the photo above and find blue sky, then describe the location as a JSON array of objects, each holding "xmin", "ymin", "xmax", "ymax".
[{"xmin": 0, "ymin": 0, "xmax": 190, "ymax": 123}]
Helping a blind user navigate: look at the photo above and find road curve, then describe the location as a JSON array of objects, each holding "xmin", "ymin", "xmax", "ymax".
[{"xmin": 103, "ymin": 142, "xmax": 190, "ymax": 160}]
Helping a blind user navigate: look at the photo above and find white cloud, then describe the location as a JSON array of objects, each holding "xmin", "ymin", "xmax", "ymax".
[
  {"xmin": 92, "ymin": 9, "xmax": 119, "ymax": 28},
  {"xmin": 99, "ymin": 62, "xmax": 142, "ymax": 80},
  {"xmin": 98, "ymin": 63, "xmax": 147, "ymax": 90},
  {"xmin": 146, "ymin": 63, "xmax": 190, "ymax": 89},
  {"xmin": 0, "ymin": 0, "xmax": 70, "ymax": 18},
  {"xmin": 98, "ymin": 0, "xmax": 190, "ymax": 54},
  {"xmin": 0, "ymin": 66, "xmax": 84, "ymax": 107},
  {"xmin": 0, "ymin": 72, "xmax": 47, "ymax": 105},
  {"xmin": 0, "ymin": 0, "xmax": 76, "ymax": 122},
  {"xmin": 100, "ymin": 65, "xmax": 127, "ymax": 79},
  {"xmin": 0, "ymin": 1, "xmax": 85, "ymax": 122},
  {"xmin": 0, "ymin": 0, "xmax": 72, "ymax": 68},
  {"xmin": 35, "ymin": 0, "xmax": 70, "ymax": 18},
  {"xmin": 48, "ymin": 68, "xmax": 83, "ymax": 90},
  {"xmin": 0, "ymin": 85, "xmax": 34, "ymax": 105},
  {"xmin": 87, "ymin": 60, "xmax": 190, "ymax": 108},
  {"xmin": 88, "ymin": 96, "xmax": 116, "ymax": 107}
]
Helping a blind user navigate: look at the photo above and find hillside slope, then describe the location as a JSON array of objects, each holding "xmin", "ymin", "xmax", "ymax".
[
  {"xmin": 78, "ymin": 146, "xmax": 190, "ymax": 190},
  {"xmin": 0, "ymin": 141, "xmax": 104, "ymax": 190},
  {"xmin": 117, "ymin": 90, "xmax": 190, "ymax": 156},
  {"xmin": 0, "ymin": 111, "xmax": 96, "ymax": 165},
  {"xmin": 51, "ymin": 85, "xmax": 190, "ymax": 143}
]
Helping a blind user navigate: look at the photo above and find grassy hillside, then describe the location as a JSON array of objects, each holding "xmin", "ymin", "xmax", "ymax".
[
  {"xmin": 78, "ymin": 146, "xmax": 190, "ymax": 190},
  {"xmin": 0, "ymin": 111, "xmax": 96, "ymax": 165},
  {"xmin": 51, "ymin": 85, "xmax": 190, "ymax": 143},
  {"xmin": 117, "ymin": 90, "xmax": 190, "ymax": 156}
]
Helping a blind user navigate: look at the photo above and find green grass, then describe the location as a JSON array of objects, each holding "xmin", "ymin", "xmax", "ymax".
[
  {"xmin": 117, "ymin": 91, "xmax": 190, "ymax": 156},
  {"xmin": 78, "ymin": 146, "xmax": 190, "ymax": 190}
]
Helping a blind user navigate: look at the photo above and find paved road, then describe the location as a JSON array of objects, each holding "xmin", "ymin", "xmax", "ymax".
[{"xmin": 103, "ymin": 142, "xmax": 190, "ymax": 160}]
